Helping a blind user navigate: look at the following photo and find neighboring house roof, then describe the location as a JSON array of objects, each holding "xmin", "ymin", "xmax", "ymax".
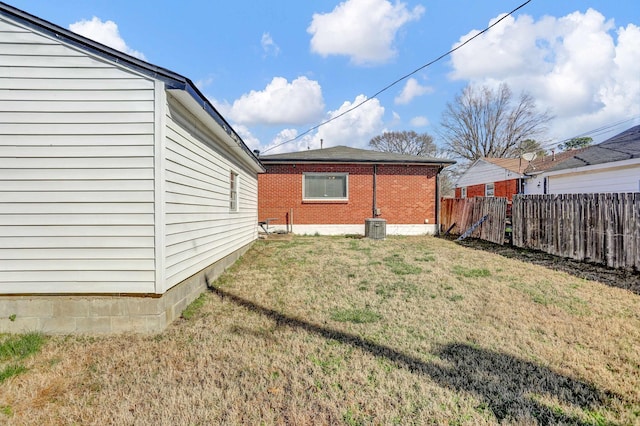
[
  {"xmin": 455, "ymin": 157, "xmax": 526, "ymax": 188},
  {"xmin": 0, "ymin": 1, "xmax": 263, "ymax": 172},
  {"xmin": 456, "ymin": 147, "xmax": 593, "ymax": 187},
  {"xmin": 259, "ymin": 146, "xmax": 456, "ymax": 166},
  {"xmin": 523, "ymin": 148, "xmax": 589, "ymax": 174},
  {"xmin": 545, "ymin": 125, "xmax": 640, "ymax": 172},
  {"xmin": 482, "ymin": 158, "xmax": 528, "ymax": 174}
]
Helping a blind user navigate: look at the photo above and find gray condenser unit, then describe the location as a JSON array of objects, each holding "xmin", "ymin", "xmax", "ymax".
[{"xmin": 365, "ymin": 218, "xmax": 386, "ymax": 240}]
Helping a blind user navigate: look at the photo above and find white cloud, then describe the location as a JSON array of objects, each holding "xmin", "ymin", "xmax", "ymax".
[
  {"xmin": 69, "ymin": 17, "xmax": 146, "ymax": 60},
  {"xmin": 394, "ymin": 77, "xmax": 433, "ymax": 104},
  {"xmin": 313, "ymin": 95, "xmax": 385, "ymax": 149},
  {"xmin": 308, "ymin": 0, "xmax": 424, "ymax": 65},
  {"xmin": 448, "ymin": 9, "xmax": 640, "ymax": 141},
  {"xmin": 231, "ymin": 124, "xmax": 262, "ymax": 151},
  {"xmin": 228, "ymin": 76, "xmax": 325, "ymax": 125},
  {"xmin": 262, "ymin": 128, "xmax": 311, "ymax": 154},
  {"xmin": 261, "ymin": 32, "xmax": 280, "ymax": 57},
  {"xmin": 260, "ymin": 95, "xmax": 385, "ymax": 153},
  {"xmin": 410, "ymin": 116, "xmax": 429, "ymax": 127}
]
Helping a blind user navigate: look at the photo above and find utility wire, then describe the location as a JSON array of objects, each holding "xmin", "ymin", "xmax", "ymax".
[
  {"xmin": 539, "ymin": 115, "xmax": 640, "ymax": 151},
  {"xmin": 262, "ymin": 0, "xmax": 533, "ymax": 153}
]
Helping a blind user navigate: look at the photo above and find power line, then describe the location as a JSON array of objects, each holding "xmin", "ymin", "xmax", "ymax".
[
  {"xmin": 262, "ymin": 0, "xmax": 533, "ymax": 153},
  {"xmin": 539, "ymin": 115, "xmax": 640, "ymax": 151}
]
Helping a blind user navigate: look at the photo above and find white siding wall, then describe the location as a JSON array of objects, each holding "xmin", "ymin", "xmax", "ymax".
[
  {"xmin": 548, "ymin": 163, "xmax": 640, "ymax": 194},
  {"xmin": 0, "ymin": 17, "xmax": 156, "ymax": 293},
  {"xmin": 457, "ymin": 160, "xmax": 520, "ymax": 187},
  {"xmin": 162, "ymin": 96, "xmax": 258, "ymax": 292},
  {"xmin": 524, "ymin": 175, "xmax": 545, "ymax": 195}
]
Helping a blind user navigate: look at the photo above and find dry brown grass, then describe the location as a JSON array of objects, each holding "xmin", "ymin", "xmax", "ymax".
[{"xmin": 0, "ymin": 235, "xmax": 639, "ymax": 425}]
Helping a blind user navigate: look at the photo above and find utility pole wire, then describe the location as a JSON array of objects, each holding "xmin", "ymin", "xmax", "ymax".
[{"xmin": 262, "ymin": 0, "xmax": 533, "ymax": 153}]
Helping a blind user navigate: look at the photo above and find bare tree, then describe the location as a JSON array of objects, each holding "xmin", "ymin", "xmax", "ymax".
[
  {"xmin": 520, "ymin": 139, "xmax": 547, "ymax": 158},
  {"xmin": 439, "ymin": 83, "xmax": 553, "ymax": 162},
  {"xmin": 369, "ymin": 130, "xmax": 437, "ymax": 156},
  {"xmin": 369, "ymin": 130, "xmax": 456, "ymax": 197}
]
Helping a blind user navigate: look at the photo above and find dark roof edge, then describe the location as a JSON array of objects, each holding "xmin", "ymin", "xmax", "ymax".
[
  {"xmin": 0, "ymin": 2, "xmax": 185, "ymax": 84},
  {"xmin": 0, "ymin": 1, "xmax": 261, "ymax": 169},
  {"xmin": 260, "ymin": 158, "xmax": 456, "ymax": 166}
]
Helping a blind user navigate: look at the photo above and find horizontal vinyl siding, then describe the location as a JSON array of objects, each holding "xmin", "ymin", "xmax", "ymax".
[
  {"xmin": 549, "ymin": 165, "xmax": 640, "ymax": 194},
  {"xmin": 0, "ymin": 16, "xmax": 156, "ymax": 294},
  {"xmin": 163, "ymin": 97, "xmax": 258, "ymax": 289},
  {"xmin": 457, "ymin": 160, "xmax": 521, "ymax": 187}
]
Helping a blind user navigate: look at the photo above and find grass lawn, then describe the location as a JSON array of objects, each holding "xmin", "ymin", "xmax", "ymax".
[{"xmin": 1, "ymin": 235, "xmax": 639, "ymax": 425}]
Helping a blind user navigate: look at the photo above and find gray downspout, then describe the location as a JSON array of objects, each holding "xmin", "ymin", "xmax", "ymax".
[
  {"xmin": 372, "ymin": 164, "xmax": 378, "ymax": 217},
  {"xmin": 435, "ymin": 165, "xmax": 442, "ymax": 236}
]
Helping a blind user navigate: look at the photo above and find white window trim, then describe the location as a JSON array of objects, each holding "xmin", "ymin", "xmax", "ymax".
[
  {"xmin": 485, "ymin": 182, "xmax": 495, "ymax": 197},
  {"xmin": 460, "ymin": 187, "xmax": 467, "ymax": 199},
  {"xmin": 230, "ymin": 170, "xmax": 239, "ymax": 212},
  {"xmin": 303, "ymin": 172, "xmax": 349, "ymax": 201}
]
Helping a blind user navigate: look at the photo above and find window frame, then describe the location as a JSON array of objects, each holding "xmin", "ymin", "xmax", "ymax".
[
  {"xmin": 485, "ymin": 182, "xmax": 495, "ymax": 197},
  {"xmin": 230, "ymin": 170, "xmax": 239, "ymax": 212},
  {"xmin": 460, "ymin": 187, "xmax": 467, "ymax": 199},
  {"xmin": 302, "ymin": 172, "xmax": 349, "ymax": 201}
]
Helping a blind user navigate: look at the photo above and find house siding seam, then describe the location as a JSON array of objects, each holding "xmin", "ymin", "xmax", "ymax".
[{"xmin": 259, "ymin": 163, "xmax": 438, "ymax": 227}]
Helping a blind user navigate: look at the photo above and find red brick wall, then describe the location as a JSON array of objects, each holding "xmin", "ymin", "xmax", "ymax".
[
  {"xmin": 495, "ymin": 179, "xmax": 519, "ymax": 201},
  {"xmin": 258, "ymin": 163, "xmax": 438, "ymax": 226},
  {"xmin": 376, "ymin": 165, "xmax": 437, "ymax": 224},
  {"xmin": 466, "ymin": 183, "xmax": 486, "ymax": 198},
  {"xmin": 455, "ymin": 178, "xmax": 520, "ymax": 201}
]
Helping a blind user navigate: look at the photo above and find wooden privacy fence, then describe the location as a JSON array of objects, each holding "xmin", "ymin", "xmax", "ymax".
[
  {"xmin": 440, "ymin": 197, "xmax": 507, "ymax": 245},
  {"xmin": 512, "ymin": 193, "xmax": 640, "ymax": 269}
]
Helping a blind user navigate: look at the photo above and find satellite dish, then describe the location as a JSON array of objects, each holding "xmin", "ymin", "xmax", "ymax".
[{"xmin": 522, "ymin": 152, "xmax": 537, "ymax": 162}]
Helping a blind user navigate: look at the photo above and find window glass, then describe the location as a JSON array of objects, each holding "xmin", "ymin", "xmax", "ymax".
[
  {"xmin": 303, "ymin": 173, "xmax": 348, "ymax": 200},
  {"xmin": 485, "ymin": 183, "xmax": 495, "ymax": 197},
  {"xmin": 230, "ymin": 171, "xmax": 239, "ymax": 211}
]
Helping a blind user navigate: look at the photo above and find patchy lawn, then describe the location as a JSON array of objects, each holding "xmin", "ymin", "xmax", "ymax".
[{"xmin": 1, "ymin": 236, "xmax": 638, "ymax": 425}]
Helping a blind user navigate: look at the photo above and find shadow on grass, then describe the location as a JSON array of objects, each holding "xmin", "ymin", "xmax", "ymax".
[
  {"xmin": 448, "ymin": 236, "xmax": 640, "ymax": 295},
  {"xmin": 208, "ymin": 283, "xmax": 620, "ymax": 424}
]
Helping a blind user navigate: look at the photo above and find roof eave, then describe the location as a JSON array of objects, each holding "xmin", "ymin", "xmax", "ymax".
[
  {"xmin": 260, "ymin": 159, "xmax": 455, "ymax": 166},
  {"xmin": 0, "ymin": 1, "xmax": 264, "ymax": 173}
]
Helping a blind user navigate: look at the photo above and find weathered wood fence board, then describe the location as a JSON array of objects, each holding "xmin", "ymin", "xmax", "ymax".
[
  {"xmin": 441, "ymin": 197, "xmax": 507, "ymax": 245},
  {"xmin": 512, "ymin": 193, "xmax": 640, "ymax": 269}
]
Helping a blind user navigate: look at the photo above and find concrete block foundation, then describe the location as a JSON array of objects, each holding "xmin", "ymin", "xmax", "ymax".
[{"xmin": 0, "ymin": 242, "xmax": 251, "ymax": 335}]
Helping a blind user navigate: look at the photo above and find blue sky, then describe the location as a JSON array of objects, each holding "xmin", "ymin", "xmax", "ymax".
[{"xmin": 8, "ymin": 0, "xmax": 640, "ymax": 157}]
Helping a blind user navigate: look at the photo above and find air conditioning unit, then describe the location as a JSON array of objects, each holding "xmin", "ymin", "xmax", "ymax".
[{"xmin": 365, "ymin": 218, "xmax": 386, "ymax": 240}]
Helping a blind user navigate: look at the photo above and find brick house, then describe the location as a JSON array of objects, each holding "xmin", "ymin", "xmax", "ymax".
[
  {"xmin": 258, "ymin": 146, "xmax": 455, "ymax": 235},
  {"xmin": 454, "ymin": 150, "xmax": 586, "ymax": 200},
  {"xmin": 454, "ymin": 158, "xmax": 526, "ymax": 201}
]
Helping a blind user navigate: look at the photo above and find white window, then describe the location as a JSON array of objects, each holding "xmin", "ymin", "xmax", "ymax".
[
  {"xmin": 485, "ymin": 183, "xmax": 495, "ymax": 197},
  {"xmin": 460, "ymin": 187, "xmax": 467, "ymax": 199},
  {"xmin": 303, "ymin": 173, "xmax": 348, "ymax": 200},
  {"xmin": 230, "ymin": 171, "xmax": 239, "ymax": 211}
]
